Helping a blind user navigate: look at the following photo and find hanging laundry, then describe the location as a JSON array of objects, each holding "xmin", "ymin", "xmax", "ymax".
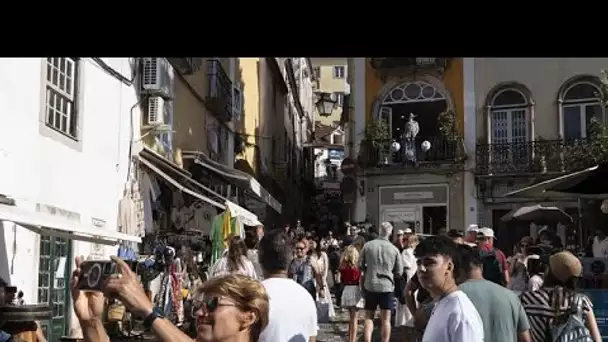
[
  {"xmin": 140, "ymin": 172, "xmax": 155, "ymax": 235},
  {"xmin": 117, "ymin": 186, "xmax": 137, "ymax": 236},
  {"xmin": 117, "ymin": 244, "xmax": 137, "ymax": 261}
]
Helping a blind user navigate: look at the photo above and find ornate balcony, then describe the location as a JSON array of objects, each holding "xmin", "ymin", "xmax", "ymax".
[
  {"xmin": 370, "ymin": 58, "xmax": 450, "ymax": 73},
  {"xmin": 475, "ymin": 139, "xmax": 606, "ymax": 176},
  {"xmin": 358, "ymin": 136, "xmax": 465, "ymax": 169},
  {"xmin": 206, "ymin": 59, "xmax": 233, "ymax": 122}
]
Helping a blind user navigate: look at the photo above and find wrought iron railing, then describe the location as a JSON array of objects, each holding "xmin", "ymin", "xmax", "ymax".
[
  {"xmin": 206, "ymin": 59, "xmax": 232, "ymax": 121},
  {"xmin": 475, "ymin": 138, "xmax": 607, "ymax": 175},
  {"xmin": 369, "ymin": 58, "xmax": 450, "ymax": 71},
  {"xmin": 358, "ymin": 136, "xmax": 465, "ymax": 168}
]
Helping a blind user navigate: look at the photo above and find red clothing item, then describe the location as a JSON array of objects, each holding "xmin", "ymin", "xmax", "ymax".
[
  {"xmin": 479, "ymin": 242, "xmax": 509, "ymax": 273},
  {"xmin": 339, "ymin": 265, "xmax": 361, "ymax": 285}
]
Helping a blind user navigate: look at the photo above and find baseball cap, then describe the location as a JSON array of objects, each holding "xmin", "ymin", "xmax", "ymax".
[
  {"xmin": 466, "ymin": 224, "xmax": 479, "ymax": 233},
  {"xmin": 477, "ymin": 227, "xmax": 496, "ymax": 239},
  {"xmin": 404, "ymin": 228, "xmax": 413, "ymax": 234},
  {"xmin": 397, "ymin": 229, "xmax": 405, "ymax": 235}
]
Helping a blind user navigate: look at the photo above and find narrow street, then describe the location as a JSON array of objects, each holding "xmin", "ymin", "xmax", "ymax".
[{"xmin": 316, "ymin": 296, "xmax": 408, "ymax": 342}]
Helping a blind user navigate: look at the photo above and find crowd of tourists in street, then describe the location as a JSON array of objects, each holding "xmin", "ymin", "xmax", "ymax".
[{"xmin": 2, "ymin": 221, "xmax": 604, "ymax": 342}]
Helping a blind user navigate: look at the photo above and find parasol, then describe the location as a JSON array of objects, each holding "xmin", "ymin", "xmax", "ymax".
[{"xmin": 501, "ymin": 204, "xmax": 573, "ymax": 224}]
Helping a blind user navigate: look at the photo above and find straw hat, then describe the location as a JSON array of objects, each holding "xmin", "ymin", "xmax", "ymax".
[{"xmin": 549, "ymin": 251, "xmax": 582, "ymax": 283}]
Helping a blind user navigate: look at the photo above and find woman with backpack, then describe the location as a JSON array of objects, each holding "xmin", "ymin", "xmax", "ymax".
[{"xmin": 520, "ymin": 251, "xmax": 602, "ymax": 342}]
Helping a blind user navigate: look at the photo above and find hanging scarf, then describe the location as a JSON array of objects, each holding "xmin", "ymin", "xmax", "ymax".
[{"xmin": 221, "ymin": 209, "xmax": 232, "ymax": 249}]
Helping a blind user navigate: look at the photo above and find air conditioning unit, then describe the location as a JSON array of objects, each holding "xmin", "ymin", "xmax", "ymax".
[
  {"xmin": 141, "ymin": 58, "xmax": 174, "ymax": 99},
  {"xmin": 146, "ymin": 96, "xmax": 170, "ymax": 126}
]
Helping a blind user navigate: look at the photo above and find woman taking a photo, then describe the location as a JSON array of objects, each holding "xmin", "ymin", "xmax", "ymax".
[{"xmin": 70, "ymin": 256, "xmax": 269, "ymax": 342}]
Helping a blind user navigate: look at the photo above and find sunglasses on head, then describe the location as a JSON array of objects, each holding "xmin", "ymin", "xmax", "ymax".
[{"xmin": 191, "ymin": 296, "xmax": 236, "ymax": 317}]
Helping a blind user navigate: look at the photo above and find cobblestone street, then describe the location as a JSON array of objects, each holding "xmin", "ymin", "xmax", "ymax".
[{"xmin": 316, "ymin": 301, "xmax": 410, "ymax": 342}]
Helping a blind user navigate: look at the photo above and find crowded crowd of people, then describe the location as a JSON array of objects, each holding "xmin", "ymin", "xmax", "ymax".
[{"xmin": 0, "ymin": 221, "xmax": 598, "ymax": 342}]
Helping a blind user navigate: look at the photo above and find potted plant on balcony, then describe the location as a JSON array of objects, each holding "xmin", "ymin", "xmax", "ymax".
[
  {"xmin": 358, "ymin": 119, "xmax": 390, "ymax": 166},
  {"xmin": 437, "ymin": 109, "xmax": 465, "ymax": 161}
]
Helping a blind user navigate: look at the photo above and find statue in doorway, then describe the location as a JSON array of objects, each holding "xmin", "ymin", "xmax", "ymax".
[
  {"xmin": 404, "ymin": 113, "xmax": 420, "ymax": 139},
  {"xmin": 400, "ymin": 113, "xmax": 419, "ymax": 164}
]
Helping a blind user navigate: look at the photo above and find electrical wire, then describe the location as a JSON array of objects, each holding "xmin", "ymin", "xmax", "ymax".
[{"xmin": 90, "ymin": 58, "xmax": 134, "ymax": 86}]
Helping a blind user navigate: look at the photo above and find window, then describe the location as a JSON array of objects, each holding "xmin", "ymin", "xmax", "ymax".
[
  {"xmin": 233, "ymin": 81, "xmax": 243, "ymax": 120},
  {"xmin": 43, "ymin": 58, "xmax": 80, "ymax": 139},
  {"xmin": 333, "ymin": 66, "xmax": 345, "ymax": 79},
  {"xmin": 488, "ymin": 87, "xmax": 530, "ymax": 166},
  {"xmin": 334, "ymin": 92, "xmax": 345, "ymax": 107},
  {"xmin": 489, "ymin": 88, "xmax": 528, "ymax": 145},
  {"xmin": 332, "ymin": 133, "xmax": 344, "ymax": 145},
  {"xmin": 560, "ymin": 81, "xmax": 603, "ymax": 140}
]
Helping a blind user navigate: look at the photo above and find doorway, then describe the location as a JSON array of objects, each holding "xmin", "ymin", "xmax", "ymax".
[
  {"xmin": 422, "ymin": 206, "xmax": 447, "ymax": 235},
  {"xmin": 38, "ymin": 235, "xmax": 72, "ymax": 342}
]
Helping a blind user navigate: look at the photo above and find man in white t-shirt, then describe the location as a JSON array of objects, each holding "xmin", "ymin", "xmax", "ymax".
[
  {"xmin": 592, "ymin": 229, "xmax": 608, "ymax": 258},
  {"xmin": 258, "ymin": 229, "xmax": 318, "ymax": 342},
  {"xmin": 414, "ymin": 235, "xmax": 484, "ymax": 342}
]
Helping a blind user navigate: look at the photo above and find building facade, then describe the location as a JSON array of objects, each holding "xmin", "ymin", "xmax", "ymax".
[
  {"xmin": 311, "ymin": 58, "xmax": 349, "ymax": 128},
  {"xmin": 474, "ymin": 58, "xmax": 608, "ymax": 251},
  {"xmin": 0, "ymin": 58, "xmax": 141, "ymax": 341},
  {"xmin": 347, "ymin": 58, "xmax": 475, "ymax": 235}
]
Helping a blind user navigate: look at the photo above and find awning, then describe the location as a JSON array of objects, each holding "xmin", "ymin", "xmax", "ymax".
[
  {"xmin": 183, "ymin": 151, "xmax": 282, "ymax": 214},
  {"xmin": 0, "ymin": 204, "xmax": 141, "ymax": 245},
  {"xmin": 138, "ymin": 155, "xmax": 227, "ymax": 210},
  {"xmin": 138, "ymin": 154, "xmax": 264, "ymax": 226},
  {"xmin": 226, "ymin": 201, "xmax": 262, "ymax": 226},
  {"xmin": 503, "ymin": 165, "xmax": 605, "ymax": 199}
]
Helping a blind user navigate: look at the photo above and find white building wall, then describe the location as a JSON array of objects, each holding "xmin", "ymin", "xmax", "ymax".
[{"xmin": 0, "ymin": 58, "xmax": 139, "ymax": 306}]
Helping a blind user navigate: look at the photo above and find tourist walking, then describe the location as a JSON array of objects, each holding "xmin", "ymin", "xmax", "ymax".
[
  {"xmin": 359, "ymin": 221, "xmax": 403, "ymax": 342},
  {"xmin": 458, "ymin": 244, "xmax": 531, "ymax": 342}
]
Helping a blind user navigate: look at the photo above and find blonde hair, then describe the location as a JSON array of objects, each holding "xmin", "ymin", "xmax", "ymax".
[
  {"xmin": 406, "ymin": 234, "xmax": 420, "ymax": 248},
  {"xmin": 340, "ymin": 245, "xmax": 359, "ymax": 267},
  {"xmin": 198, "ymin": 274, "xmax": 269, "ymax": 341}
]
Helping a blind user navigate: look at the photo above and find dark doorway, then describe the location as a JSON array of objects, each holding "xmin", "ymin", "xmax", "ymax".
[
  {"xmin": 422, "ymin": 206, "xmax": 447, "ymax": 235},
  {"xmin": 389, "ymin": 101, "xmax": 447, "ymax": 141},
  {"xmin": 493, "ymin": 209, "xmax": 529, "ymax": 256}
]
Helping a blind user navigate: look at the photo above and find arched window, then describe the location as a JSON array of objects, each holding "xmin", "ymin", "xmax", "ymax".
[
  {"xmin": 377, "ymin": 80, "xmax": 449, "ymax": 141},
  {"xmin": 489, "ymin": 88, "xmax": 529, "ymax": 145},
  {"xmin": 559, "ymin": 79, "xmax": 603, "ymax": 140}
]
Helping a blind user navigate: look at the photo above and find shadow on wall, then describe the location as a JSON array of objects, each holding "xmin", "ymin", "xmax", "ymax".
[{"xmin": 0, "ymin": 221, "xmax": 11, "ymax": 284}]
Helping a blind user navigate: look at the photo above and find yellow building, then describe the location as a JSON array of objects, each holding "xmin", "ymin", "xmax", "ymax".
[
  {"xmin": 138, "ymin": 58, "xmax": 283, "ymax": 226},
  {"xmin": 347, "ymin": 58, "xmax": 474, "ymax": 234},
  {"xmin": 311, "ymin": 58, "xmax": 349, "ymax": 127}
]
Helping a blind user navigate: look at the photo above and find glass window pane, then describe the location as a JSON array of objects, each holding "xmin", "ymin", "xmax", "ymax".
[
  {"xmin": 585, "ymin": 104, "xmax": 603, "ymax": 126},
  {"xmin": 564, "ymin": 106, "xmax": 582, "ymax": 140}
]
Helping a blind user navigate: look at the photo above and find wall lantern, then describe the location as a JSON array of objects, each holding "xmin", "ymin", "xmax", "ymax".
[{"xmin": 315, "ymin": 92, "xmax": 337, "ymax": 117}]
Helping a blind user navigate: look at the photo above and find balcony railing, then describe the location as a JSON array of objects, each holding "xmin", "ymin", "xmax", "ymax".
[
  {"xmin": 370, "ymin": 58, "xmax": 450, "ymax": 72},
  {"xmin": 475, "ymin": 138, "xmax": 607, "ymax": 175},
  {"xmin": 206, "ymin": 59, "xmax": 233, "ymax": 122},
  {"xmin": 358, "ymin": 136, "xmax": 465, "ymax": 168}
]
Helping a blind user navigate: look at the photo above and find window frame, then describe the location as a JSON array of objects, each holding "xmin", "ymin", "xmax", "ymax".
[
  {"xmin": 559, "ymin": 81, "xmax": 604, "ymax": 140},
  {"xmin": 334, "ymin": 92, "xmax": 345, "ymax": 107},
  {"xmin": 333, "ymin": 66, "xmax": 345, "ymax": 79},
  {"xmin": 233, "ymin": 81, "xmax": 243, "ymax": 120},
  {"xmin": 38, "ymin": 58, "xmax": 84, "ymax": 151},
  {"xmin": 488, "ymin": 88, "xmax": 530, "ymax": 144}
]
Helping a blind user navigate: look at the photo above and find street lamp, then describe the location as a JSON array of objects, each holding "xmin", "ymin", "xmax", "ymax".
[{"xmin": 315, "ymin": 92, "xmax": 337, "ymax": 117}]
